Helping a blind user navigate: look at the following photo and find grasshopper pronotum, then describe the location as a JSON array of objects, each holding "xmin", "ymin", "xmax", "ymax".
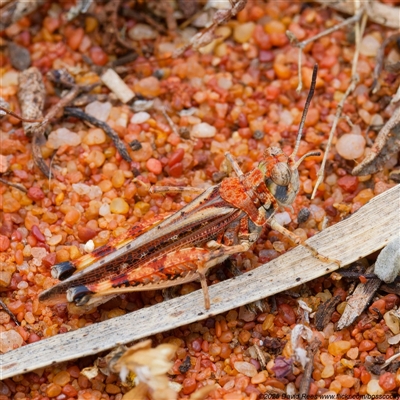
[{"xmin": 40, "ymin": 65, "xmax": 333, "ymax": 310}]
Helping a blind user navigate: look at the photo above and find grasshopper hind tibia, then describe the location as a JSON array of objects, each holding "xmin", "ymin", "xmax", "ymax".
[{"xmin": 51, "ymin": 261, "xmax": 76, "ymax": 280}]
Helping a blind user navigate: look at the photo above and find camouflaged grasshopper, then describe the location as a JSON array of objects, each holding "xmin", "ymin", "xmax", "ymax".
[{"xmin": 39, "ymin": 65, "xmax": 331, "ymax": 310}]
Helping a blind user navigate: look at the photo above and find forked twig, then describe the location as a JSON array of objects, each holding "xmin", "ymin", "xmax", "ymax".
[{"xmin": 287, "ymin": 9, "xmax": 364, "ymax": 92}]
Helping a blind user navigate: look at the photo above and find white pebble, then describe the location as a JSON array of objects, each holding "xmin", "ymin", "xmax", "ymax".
[
  {"xmin": 359, "ymin": 35, "xmax": 381, "ymax": 57},
  {"xmin": 374, "ymin": 236, "xmax": 400, "ymax": 283},
  {"xmin": 0, "ymin": 330, "xmax": 23, "ymax": 352},
  {"xmin": 130, "ymin": 111, "xmax": 150, "ymax": 124},
  {"xmin": 274, "ymin": 212, "xmax": 291, "ymax": 226},
  {"xmin": 47, "ymin": 128, "xmax": 81, "ymax": 149},
  {"xmin": 99, "ymin": 203, "xmax": 110, "ymax": 216},
  {"xmin": 84, "ymin": 240, "xmax": 95, "ymax": 253},
  {"xmin": 31, "ymin": 247, "xmax": 47, "ymax": 260},
  {"xmin": 335, "ymin": 133, "xmax": 366, "ymax": 160},
  {"xmin": 84, "ymin": 101, "xmax": 111, "ymax": 122},
  {"xmin": 366, "ymin": 379, "xmax": 384, "ymax": 396},
  {"xmin": 72, "ymin": 183, "xmax": 91, "ymax": 195},
  {"xmin": 234, "ymin": 361, "xmax": 257, "ymax": 377},
  {"xmin": 191, "ymin": 122, "xmax": 217, "ymax": 138},
  {"xmin": 217, "ymin": 77, "xmax": 232, "ymax": 90},
  {"xmin": 88, "ymin": 186, "xmax": 102, "ymax": 200},
  {"xmin": 17, "ymin": 281, "xmax": 28, "ymax": 289},
  {"xmin": 280, "ymin": 110, "xmax": 294, "ymax": 126},
  {"xmin": 128, "ymin": 24, "xmax": 157, "ymax": 40},
  {"xmin": 0, "ymin": 71, "xmax": 19, "ymax": 87}
]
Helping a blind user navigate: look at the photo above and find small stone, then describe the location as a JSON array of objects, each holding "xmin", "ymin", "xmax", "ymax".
[
  {"xmin": 0, "ymin": 330, "xmax": 24, "ymax": 352},
  {"xmin": 191, "ymin": 122, "xmax": 217, "ymax": 139},
  {"xmin": 1, "ymin": 70, "xmax": 19, "ymax": 87},
  {"xmin": 374, "ymin": 237, "xmax": 400, "ymax": 283},
  {"xmin": 0, "ymin": 235, "xmax": 10, "ymax": 251},
  {"xmin": 328, "ymin": 340, "xmax": 351, "ymax": 356},
  {"xmin": 128, "ymin": 24, "xmax": 157, "ymax": 40},
  {"xmin": 83, "ymin": 128, "xmax": 107, "ymax": 145},
  {"xmin": 0, "ymin": 271, "xmax": 12, "ymax": 287},
  {"xmin": 47, "ymin": 128, "xmax": 81, "ymax": 149},
  {"xmin": 234, "ymin": 361, "xmax": 258, "ymax": 377},
  {"xmin": 134, "ymin": 76, "xmax": 161, "ymax": 98},
  {"xmin": 110, "ymin": 198, "xmax": 129, "ymax": 214},
  {"xmin": 8, "ymin": 42, "xmax": 31, "ymax": 70},
  {"xmin": 359, "ymin": 35, "xmax": 381, "ymax": 57},
  {"xmin": 72, "ymin": 183, "xmax": 91, "ymax": 196},
  {"xmin": 336, "ymin": 133, "xmax": 366, "ymax": 160},
  {"xmin": 146, "ymin": 158, "xmax": 162, "ymax": 175},
  {"xmin": 47, "ymin": 234, "xmax": 62, "ymax": 246},
  {"xmin": 31, "ymin": 247, "xmax": 47, "ymax": 260},
  {"xmin": 0, "ymin": 155, "xmax": 8, "ymax": 173},
  {"xmin": 274, "ymin": 212, "xmax": 291, "ymax": 226},
  {"xmin": 321, "ymin": 364, "xmax": 335, "ymax": 378},
  {"xmin": 384, "ymin": 311, "xmax": 400, "ymax": 335},
  {"xmin": 99, "ymin": 203, "xmax": 110, "ymax": 216},
  {"xmin": 85, "ymin": 101, "xmax": 112, "ymax": 123},
  {"xmin": 233, "ymin": 22, "xmax": 255, "ymax": 43},
  {"xmin": 130, "ymin": 112, "xmax": 150, "ymax": 124},
  {"xmin": 53, "ymin": 370, "xmax": 70, "ymax": 386},
  {"xmin": 366, "ymin": 379, "xmax": 384, "ymax": 396},
  {"xmin": 297, "ymin": 208, "xmax": 310, "ymax": 224}
]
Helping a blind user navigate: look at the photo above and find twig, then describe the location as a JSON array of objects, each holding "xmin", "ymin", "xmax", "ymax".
[
  {"xmin": 38, "ymin": 86, "xmax": 80, "ymax": 129},
  {"xmin": 172, "ymin": 0, "xmax": 247, "ymax": 58},
  {"xmin": 0, "ymin": 0, "xmax": 45, "ymax": 32},
  {"xmin": 0, "ymin": 298, "xmax": 19, "ymax": 326},
  {"xmin": 287, "ymin": 10, "xmax": 363, "ymax": 92},
  {"xmin": 110, "ymin": 0, "xmax": 138, "ymax": 51},
  {"xmin": 0, "ymin": 106, "xmax": 42, "ymax": 123},
  {"xmin": 298, "ymin": 338, "xmax": 321, "ymax": 397},
  {"xmin": 311, "ymin": 75, "xmax": 359, "ymax": 198},
  {"xmin": 372, "ymin": 33, "xmax": 400, "ymax": 93},
  {"xmin": 314, "ymin": 295, "xmax": 341, "ymax": 331},
  {"xmin": 313, "ymin": 0, "xmax": 400, "ymax": 29},
  {"xmin": 64, "ymin": 107, "xmax": 133, "ymax": 163},
  {"xmin": 0, "ymin": 177, "xmax": 27, "ymax": 193},
  {"xmin": 352, "ymin": 108, "xmax": 400, "ymax": 176},
  {"xmin": 17, "ymin": 67, "xmax": 50, "ymax": 176},
  {"xmin": 337, "ymin": 266, "xmax": 381, "ymax": 330}
]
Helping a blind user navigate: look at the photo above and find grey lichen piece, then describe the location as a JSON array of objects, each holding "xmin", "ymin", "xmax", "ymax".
[{"xmin": 374, "ymin": 236, "xmax": 400, "ymax": 283}]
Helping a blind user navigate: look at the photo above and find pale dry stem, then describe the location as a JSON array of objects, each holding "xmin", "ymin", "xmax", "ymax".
[
  {"xmin": 287, "ymin": 9, "xmax": 363, "ymax": 93},
  {"xmin": 311, "ymin": 6, "xmax": 368, "ymax": 198},
  {"xmin": 311, "ymin": 75, "xmax": 359, "ymax": 199}
]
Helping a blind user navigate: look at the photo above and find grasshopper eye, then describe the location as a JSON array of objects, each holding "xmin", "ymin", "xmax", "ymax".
[{"xmin": 271, "ymin": 162, "xmax": 291, "ymax": 186}]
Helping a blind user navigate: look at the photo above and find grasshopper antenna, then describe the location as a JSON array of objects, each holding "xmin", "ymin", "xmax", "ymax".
[{"xmin": 289, "ymin": 64, "xmax": 318, "ymax": 164}]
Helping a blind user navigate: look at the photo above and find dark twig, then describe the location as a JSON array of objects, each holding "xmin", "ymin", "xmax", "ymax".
[
  {"xmin": 0, "ymin": 177, "xmax": 27, "ymax": 193},
  {"xmin": 64, "ymin": 107, "xmax": 132, "ymax": 163},
  {"xmin": 0, "ymin": 106, "xmax": 42, "ymax": 123},
  {"xmin": 353, "ymin": 111, "xmax": 400, "ymax": 176},
  {"xmin": 372, "ymin": 32, "xmax": 400, "ymax": 93},
  {"xmin": 315, "ymin": 295, "xmax": 341, "ymax": 331},
  {"xmin": 0, "ymin": 0, "xmax": 45, "ymax": 32},
  {"xmin": 0, "ymin": 298, "xmax": 19, "ymax": 326},
  {"xmin": 298, "ymin": 338, "xmax": 321, "ymax": 397},
  {"xmin": 337, "ymin": 266, "xmax": 381, "ymax": 330}
]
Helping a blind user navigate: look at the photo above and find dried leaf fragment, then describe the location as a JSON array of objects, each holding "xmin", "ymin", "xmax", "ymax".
[{"xmin": 111, "ymin": 340, "xmax": 179, "ymax": 400}]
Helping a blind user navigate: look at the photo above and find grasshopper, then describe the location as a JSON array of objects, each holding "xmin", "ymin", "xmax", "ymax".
[{"xmin": 39, "ymin": 65, "xmax": 332, "ymax": 310}]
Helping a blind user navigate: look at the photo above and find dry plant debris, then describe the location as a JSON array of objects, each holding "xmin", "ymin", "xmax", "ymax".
[{"xmin": 0, "ymin": 0, "xmax": 400, "ymax": 399}]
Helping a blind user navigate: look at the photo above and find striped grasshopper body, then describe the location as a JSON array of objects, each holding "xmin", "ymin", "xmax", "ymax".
[{"xmin": 39, "ymin": 66, "xmax": 328, "ymax": 310}]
